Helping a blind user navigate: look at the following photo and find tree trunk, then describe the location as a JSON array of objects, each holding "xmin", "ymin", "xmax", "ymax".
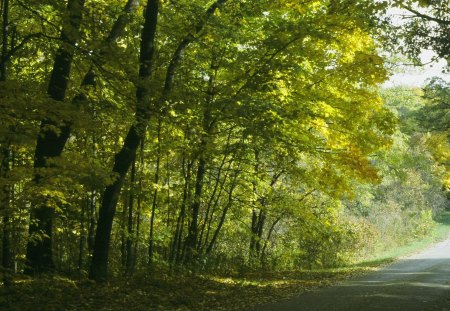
[
  {"xmin": 0, "ymin": 0, "xmax": 9, "ymax": 81},
  {"xmin": 148, "ymin": 119, "xmax": 161, "ymax": 265},
  {"xmin": 78, "ymin": 198, "xmax": 87, "ymax": 271},
  {"xmin": 197, "ymin": 152, "xmax": 228, "ymax": 252},
  {"xmin": 170, "ymin": 156, "xmax": 191, "ymax": 266},
  {"xmin": 25, "ymin": 0, "xmax": 86, "ymax": 275},
  {"xmin": 1, "ymin": 144, "xmax": 11, "ymax": 270},
  {"xmin": 0, "ymin": 0, "xmax": 12, "ymax": 271},
  {"xmin": 200, "ymin": 145, "xmax": 234, "ymax": 254},
  {"xmin": 260, "ymin": 217, "xmax": 280, "ymax": 268},
  {"xmin": 205, "ymin": 167, "xmax": 239, "ymax": 255},
  {"xmin": 133, "ymin": 141, "xmax": 144, "ymax": 270},
  {"xmin": 184, "ymin": 63, "xmax": 217, "ymax": 264},
  {"xmin": 89, "ymin": 0, "xmax": 159, "ymax": 281},
  {"xmin": 121, "ymin": 195, "xmax": 127, "ymax": 269},
  {"xmin": 133, "ymin": 191, "xmax": 141, "ymax": 271},
  {"xmin": 184, "ymin": 156, "xmax": 206, "ymax": 264},
  {"xmin": 89, "ymin": 0, "xmax": 227, "ymax": 281},
  {"xmin": 125, "ymin": 156, "xmax": 136, "ymax": 275},
  {"xmin": 87, "ymin": 191, "xmax": 96, "ymax": 255}
]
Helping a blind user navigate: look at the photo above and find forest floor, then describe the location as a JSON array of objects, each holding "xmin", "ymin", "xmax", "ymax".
[
  {"xmin": 2, "ymin": 213, "xmax": 450, "ymax": 311},
  {"xmin": 0, "ymin": 268, "xmax": 375, "ymax": 311}
]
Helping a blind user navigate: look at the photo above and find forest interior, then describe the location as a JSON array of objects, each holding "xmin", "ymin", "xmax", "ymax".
[{"xmin": 0, "ymin": 0, "xmax": 449, "ymax": 310}]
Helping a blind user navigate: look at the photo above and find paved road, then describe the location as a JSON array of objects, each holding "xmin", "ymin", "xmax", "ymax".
[{"xmin": 254, "ymin": 237, "xmax": 450, "ymax": 311}]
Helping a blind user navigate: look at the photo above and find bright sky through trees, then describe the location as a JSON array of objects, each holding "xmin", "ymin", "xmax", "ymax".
[{"xmin": 384, "ymin": 7, "xmax": 449, "ymax": 87}]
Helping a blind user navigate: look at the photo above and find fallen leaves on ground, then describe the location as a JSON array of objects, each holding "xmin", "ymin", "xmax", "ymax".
[{"xmin": 0, "ymin": 267, "xmax": 376, "ymax": 311}]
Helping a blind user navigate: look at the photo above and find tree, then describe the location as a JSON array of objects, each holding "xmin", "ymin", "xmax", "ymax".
[
  {"xmin": 23, "ymin": 0, "xmax": 142, "ymax": 275},
  {"xmin": 89, "ymin": 0, "xmax": 159, "ymax": 281},
  {"xmin": 25, "ymin": 0, "xmax": 86, "ymax": 275},
  {"xmin": 390, "ymin": 0, "xmax": 450, "ymax": 64},
  {"xmin": 1, "ymin": 0, "xmax": 429, "ymax": 280}
]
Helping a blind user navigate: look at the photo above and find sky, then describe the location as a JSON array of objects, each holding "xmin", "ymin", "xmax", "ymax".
[
  {"xmin": 384, "ymin": 52, "xmax": 449, "ymax": 87},
  {"xmin": 382, "ymin": 7, "xmax": 449, "ymax": 88}
]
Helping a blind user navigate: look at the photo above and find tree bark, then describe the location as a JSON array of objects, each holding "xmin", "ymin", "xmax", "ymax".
[
  {"xmin": 260, "ymin": 217, "xmax": 280, "ymax": 267},
  {"xmin": 89, "ymin": 0, "xmax": 159, "ymax": 281},
  {"xmin": 148, "ymin": 119, "xmax": 161, "ymax": 265},
  {"xmin": 90, "ymin": 0, "xmax": 228, "ymax": 280},
  {"xmin": 24, "ymin": 0, "xmax": 140, "ymax": 275},
  {"xmin": 0, "ymin": 0, "xmax": 12, "ymax": 271},
  {"xmin": 197, "ymin": 151, "xmax": 228, "ymax": 252},
  {"xmin": 125, "ymin": 155, "xmax": 136, "ymax": 275},
  {"xmin": 78, "ymin": 198, "xmax": 87, "ymax": 271},
  {"xmin": 170, "ymin": 156, "xmax": 191, "ymax": 266},
  {"xmin": 87, "ymin": 191, "xmax": 96, "ymax": 255},
  {"xmin": 184, "ymin": 62, "xmax": 217, "ymax": 264},
  {"xmin": 1, "ymin": 143, "xmax": 11, "ymax": 270},
  {"xmin": 205, "ymin": 167, "xmax": 239, "ymax": 255},
  {"xmin": 0, "ymin": 0, "xmax": 9, "ymax": 81},
  {"xmin": 25, "ymin": 0, "xmax": 86, "ymax": 275},
  {"xmin": 133, "ymin": 140, "xmax": 144, "ymax": 270}
]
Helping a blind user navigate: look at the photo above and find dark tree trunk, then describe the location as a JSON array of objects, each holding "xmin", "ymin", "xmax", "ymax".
[
  {"xmin": 1, "ymin": 144, "xmax": 11, "ymax": 270},
  {"xmin": 250, "ymin": 209, "xmax": 266, "ymax": 260},
  {"xmin": 184, "ymin": 64, "xmax": 217, "ymax": 263},
  {"xmin": 121, "ymin": 195, "xmax": 127, "ymax": 269},
  {"xmin": 133, "ymin": 190, "xmax": 141, "ymax": 270},
  {"xmin": 148, "ymin": 120, "xmax": 161, "ymax": 265},
  {"xmin": 170, "ymin": 156, "xmax": 191, "ymax": 265},
  {"xmin": 205, "ymin": 167, "xmax": 239, "ymax": 255},
  {"xmin": 89, "ymin": 0, "xmax": 159, "ymax": 281},
  {"xmin": 256, "ymin": 211, "xmax": 265, "ymax": 254},
  {"xmin": 87, "ymin": 191, "xmax": 97, "ymax": 255},
  {"xmin": 0, "ymin": 0, "xmax": 12, "ymax": 271},
  {"xmin": 89, "ymin": 0, "xmax": 227, "ymax": 281},
  {"xmin": 78, "ymin": 198, "xmax": 87, "ymax": 270},
  {"xmin": 25, "ymin": 0, "xmax": 86, "ymax": 275},
  {"xmin": 125, "ymin": 156, "xmax": 136, "ymax": 275},
  {"xmin": 260, "ymin": 217, "xmax": 281, "ymax": 267},
  {"xmin": 184, "ymin": 156, "xmax": 206, "ymax": 264},
  {"xmin": 200, "ymin": 138, "xmax": 235, "ymax": 254},
  {"xmin": 0, "ymin": 0, "xmax": 9, "ymax": 81},
  {"xmin": 249, "ymin": 210, "xmax": 258, "ymax": 258},
  {"xmin": 132, "ymin": 141, "xmax": 144, "ymax": 270},
  {"xmin": 197, "ymin": 152, "xmax": 228, "ymax": 252}
]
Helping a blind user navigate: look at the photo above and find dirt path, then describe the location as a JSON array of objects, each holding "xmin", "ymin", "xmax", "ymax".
[{"xmin": 254, "ymin": 236, "xmax": 450, "ymax": 311}]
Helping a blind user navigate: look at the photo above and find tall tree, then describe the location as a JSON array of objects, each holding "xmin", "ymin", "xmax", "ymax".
[
  {"xmin": 89, "ymin": 0, "xmax": 159, "ymax": 281},
  {"xmin": 89, "ymin": 0, "xmax": 228, "ymax": 280},
  {"xmin": 25, "ymin": 0, "xmax": 141, "ymax": 275},
  {"xmin": 0, "ymin": 0, "xmax": 12, "ymax": 270},
  {"xmin": 25, "ymin": 0, "xmax": 86, "ymax": 275}
]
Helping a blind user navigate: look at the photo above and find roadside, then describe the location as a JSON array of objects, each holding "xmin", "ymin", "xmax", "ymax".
[
  {"xmin": 255, "ymin": 229, "xmax": 450, "ymax": 310},
  {"xmin": 1, "ymin": 212, "xmax": 450, "ymax": 311},
  {"xmin": 352, "ymin": 211, "xmax": 450, "ymax": 268}
]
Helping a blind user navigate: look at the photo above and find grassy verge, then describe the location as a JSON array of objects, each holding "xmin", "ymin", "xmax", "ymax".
[{"xmin": 352, "ymin": 211, "xmax": 450, "ymax": 268}]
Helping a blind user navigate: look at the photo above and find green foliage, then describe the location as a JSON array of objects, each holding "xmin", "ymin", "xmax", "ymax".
[
  {"xmin": 0, "ymin": 0, "xmax": 446, "ymax": 289},
  {"xmin": 388, "ymin": 0, "xmax": 450, "ymax": 65}
]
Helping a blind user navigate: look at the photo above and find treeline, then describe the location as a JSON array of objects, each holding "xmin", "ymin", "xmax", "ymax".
[{"xmin": 0, "ymin": 0, "xmax": 448, "ymax": 281}]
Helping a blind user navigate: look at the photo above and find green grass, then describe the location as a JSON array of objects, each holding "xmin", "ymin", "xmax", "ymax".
[{"xmin": 352, "ymin": 211, "xmax": 450, "ymax": 269}]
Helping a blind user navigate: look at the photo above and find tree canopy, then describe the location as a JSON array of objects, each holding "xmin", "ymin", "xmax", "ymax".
[{"xmin": 0, "ymin": 0, "xmax": 448, "ymax": 292}]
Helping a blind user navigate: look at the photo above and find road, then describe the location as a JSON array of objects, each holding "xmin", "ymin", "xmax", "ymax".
[{"xmin": 254, "ymin": 237, "xmax": 450, "ymax": 311}]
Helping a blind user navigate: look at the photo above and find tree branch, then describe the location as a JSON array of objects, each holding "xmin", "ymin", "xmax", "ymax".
[
  {"xmin": 401, "ymin": 5, "xmax": 450, "ymax": 26},
  {"xmin": 16, "ymin": 0, "xmax": 61, "ymax": 31}
]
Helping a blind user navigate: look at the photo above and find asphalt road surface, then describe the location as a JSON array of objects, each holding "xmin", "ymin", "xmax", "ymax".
[{"xmin": 255, "ymin": 236, "xmax": 450, "ymax": 311}]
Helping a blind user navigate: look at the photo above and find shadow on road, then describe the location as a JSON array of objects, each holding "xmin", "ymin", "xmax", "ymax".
[{"xmin": 254, "ymin": 254, "xmax": 450, "ymax": 311}]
